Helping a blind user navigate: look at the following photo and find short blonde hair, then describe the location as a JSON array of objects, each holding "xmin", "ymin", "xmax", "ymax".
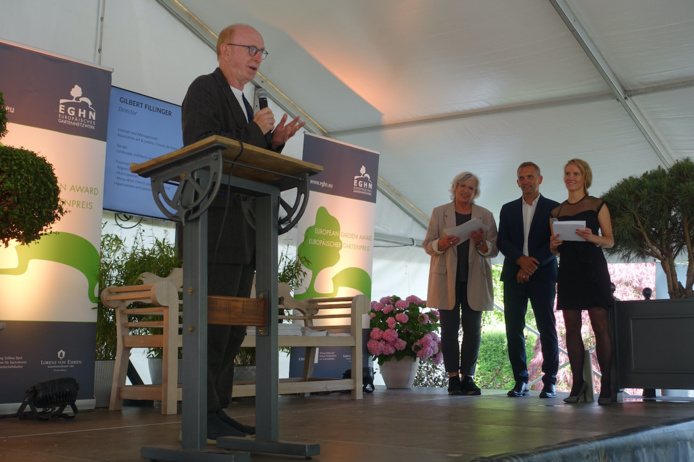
[
  {"xmin": 566, "ymin": 158, "xmax": 592, "ymax": 193},
  {"xmin": 449, "ymin": 172, "xmax": 480, "ymax": 201}
]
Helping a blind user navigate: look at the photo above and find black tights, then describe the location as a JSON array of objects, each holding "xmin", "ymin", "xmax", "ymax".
[{"xmin": 562, "ymin": 308, "xmax": 612, "ymax": 397}]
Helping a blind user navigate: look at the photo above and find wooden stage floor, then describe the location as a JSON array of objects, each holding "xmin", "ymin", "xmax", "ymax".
[{"xmin": 1, "ymin": 387, "xmax": 693, "ymax": 461}]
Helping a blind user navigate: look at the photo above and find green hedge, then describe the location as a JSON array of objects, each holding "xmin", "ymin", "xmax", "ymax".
[
  {"xmin": 414, "ymin": 328, "xmax": 537, "ymax": 390},
  {"xmin": 475, "ymin": 329, "xmax": 536, "ymax": 390}
]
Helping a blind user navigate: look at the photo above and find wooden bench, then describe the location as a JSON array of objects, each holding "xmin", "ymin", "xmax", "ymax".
[
  {"xmin": 233, "ymin": 283, "xmax": 369, "ymax": 399},
  {"xmin": 102, "ymin": 274, "xmax": 368, "ymax": 413}
]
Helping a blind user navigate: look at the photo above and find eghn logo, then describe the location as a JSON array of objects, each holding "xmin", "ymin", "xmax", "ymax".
[
  {"xmin": 353, "ymin": 165, "xmax": 373, "ymax": 197},
  {"xmin": 58, "ymin": 85, "xmax": 96, "ymax": 130}
]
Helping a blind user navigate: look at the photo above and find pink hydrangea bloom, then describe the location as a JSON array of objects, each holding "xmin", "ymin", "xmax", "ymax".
[
  {"xmin": 370, "ymin": 327, "xmax": 383, "ymax": 340},
  {"xmin": 395, "ymin": 338, "xmax": 407, "ymax": 350},
  {"xmin": 419, "ymin": 334, "xmax": 433, "ymax": 347},
  {"xmin": 414, "ymin": 337, "xmax": 433, "ymax": 359},
  {"xmin": 412, "ymin": 332, "xmax": 441, "ymax": 361},
  {"xmin": 382, "ymin": 329, "xmax": 399, "ymax": 343},
  {"xmin": 367, "ymin": 339, "xmax": 384, "ymax": 356},
  {"xmin": 415, "ymin": 349, "xmax": 427, "ymax": 360},
  {"xmin": 432, "ymin": 352, "xmax": 443, "ymax": 365},
  {"xmin": 368, "ymin": 294, "xmax": 440, "ymax": 365}
]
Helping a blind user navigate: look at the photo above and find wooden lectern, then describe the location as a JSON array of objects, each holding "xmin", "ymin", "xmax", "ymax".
[{"xmin": 130, "ymin": 135, "xmax": 322, "ymax": 461}]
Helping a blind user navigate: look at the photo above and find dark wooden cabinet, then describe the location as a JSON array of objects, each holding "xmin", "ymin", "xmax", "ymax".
[{"xmin": 613, "ymin": 299, "xmax": 694, "ymax": 390}]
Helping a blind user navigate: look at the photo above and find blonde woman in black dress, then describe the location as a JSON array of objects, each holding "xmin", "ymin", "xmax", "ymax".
[{"xmin": 550, "ymin": 159, "xmax": 614, "ymax": 405}]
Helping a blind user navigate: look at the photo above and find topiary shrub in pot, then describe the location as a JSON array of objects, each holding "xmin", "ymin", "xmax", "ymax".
[{"xmin": 0, "ymin": 90, "xmax": 66, "ymax": 247}]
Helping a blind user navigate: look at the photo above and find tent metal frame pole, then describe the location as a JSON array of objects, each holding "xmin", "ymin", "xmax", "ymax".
[
  {"xmin": 375, "ymin": 233, "xmax": 423, "ymax": 247},
  {"xmin": 377, "ymin": 177, "xmax": 430, "ymax": 230},
  {"xmin": 549, "ymin": 0, "xmax": 676, "ymax": 168}
]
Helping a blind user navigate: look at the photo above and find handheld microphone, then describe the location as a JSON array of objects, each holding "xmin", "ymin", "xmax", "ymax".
[
  {"xmin": 256, "ymin": 89, "xmax": 272, "ymax": 145},
  {"xmin": 257, "ymin": 88, "xmax": 268, "ymax": 109}
]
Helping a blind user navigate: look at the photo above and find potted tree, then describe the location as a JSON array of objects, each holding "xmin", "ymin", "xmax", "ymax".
[
  {"xmin": 602, "ymin": 158, "xmax": 694, "ymax": 299},
  {"xmin": 602, "ymin": 158, "xmax": 694, "ymax": 394},
  {"xmin": 0, "ymin": 90, "xmax": 66, "ymax": 247}
]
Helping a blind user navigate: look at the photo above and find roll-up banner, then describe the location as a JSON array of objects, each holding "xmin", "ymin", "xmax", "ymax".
[
  {"xmin": 0, "ymin": 40, "xmax": 111, "ymax": 410},
  {"xmin": 289, "ymin": 134, "xmax": 379, "ymax": 378}
]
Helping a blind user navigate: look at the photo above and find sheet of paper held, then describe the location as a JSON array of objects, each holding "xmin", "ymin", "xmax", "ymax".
[
  {"xmin": 552, "ymin": 220, "xmax": 587, "ymax": 241},
  {"xmin": 445, "ymin": 218, "xmax": 489, "ymax": 242}
]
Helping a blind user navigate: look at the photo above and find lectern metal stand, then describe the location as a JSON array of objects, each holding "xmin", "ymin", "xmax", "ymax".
[{"xmin": 130, "ymin": 136, "xmax": 322, "ymax": 461}]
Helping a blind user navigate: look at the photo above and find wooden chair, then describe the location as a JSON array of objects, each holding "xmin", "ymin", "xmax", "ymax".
[{"xmin": 100, "ymin": 268, "xmax": 182, "ymax": 415}]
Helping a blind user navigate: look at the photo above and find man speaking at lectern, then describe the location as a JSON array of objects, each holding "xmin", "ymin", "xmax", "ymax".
[{"xmin": 181, "ymin": 23, "xmax": 305, "ymax": 443}]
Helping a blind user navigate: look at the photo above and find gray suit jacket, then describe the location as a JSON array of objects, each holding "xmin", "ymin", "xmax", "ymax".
[
  {"xmin": 423, "ymin": 202, "xmax": 499, "ymax": 311},
  {"xmin": 181, "ymin": 67, "xmax": 279, "ymax": 265}
]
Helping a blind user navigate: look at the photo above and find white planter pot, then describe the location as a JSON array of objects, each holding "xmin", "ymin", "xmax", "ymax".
[{"xmin": 379, "ymin": 357, "xmax": 418, "ymax": 389}]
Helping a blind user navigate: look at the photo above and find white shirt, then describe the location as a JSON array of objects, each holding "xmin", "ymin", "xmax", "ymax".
[
  {"xmin": 522, "ymin": 195, "xmax": 539, "ymax": 256},
  {"xmin": 230, "ymin": 86, "xmax": 250, "ymax": 122}
]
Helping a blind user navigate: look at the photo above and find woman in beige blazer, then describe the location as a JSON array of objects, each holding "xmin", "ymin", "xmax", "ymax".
[{"xmin": 423, "ymin": 172, "xmax": 498, "ymax": 395}]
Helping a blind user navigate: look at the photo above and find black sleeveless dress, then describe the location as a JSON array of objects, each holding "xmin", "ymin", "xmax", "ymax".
[{"xmin": 550, "ymin": 196, "xmax": 613, "ymax": 311}]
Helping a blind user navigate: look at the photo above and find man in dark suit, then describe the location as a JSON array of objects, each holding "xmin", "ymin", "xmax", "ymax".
[
  {"xmin": 181, "ymin": 24, "xmax": 304, "ymax": 442},
  {"xmin": 498, "ymin": 162, "xmax": 560, "ymax": 398}
]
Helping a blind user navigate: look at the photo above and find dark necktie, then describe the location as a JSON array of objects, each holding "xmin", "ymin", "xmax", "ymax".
[{"xmin": 242, "ymin": 94, "xmax": 253, "ymax": 122}]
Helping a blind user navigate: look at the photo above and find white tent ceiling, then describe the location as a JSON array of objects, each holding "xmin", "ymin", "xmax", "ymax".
[
  {"xmin": 2, "ymin": 0, "xmax": 694, "ymax": 243},
  {"xmin": 163, "ymin": 0, "xmax": 694, "ymax": 237}
]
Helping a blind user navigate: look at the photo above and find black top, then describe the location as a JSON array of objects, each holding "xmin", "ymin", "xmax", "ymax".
[
  {"xmin": 455, "ymin": 212, "xmax": 471, "ymax": 282},
  {"xmin": 551, "ymin": 196, "xmax": 613, "ymax": 310}
]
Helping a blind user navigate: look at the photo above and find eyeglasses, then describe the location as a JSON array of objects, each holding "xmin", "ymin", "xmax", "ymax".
[{"xmin": 226, "ymin": 43, "xmax": 269, "ymax": 60}]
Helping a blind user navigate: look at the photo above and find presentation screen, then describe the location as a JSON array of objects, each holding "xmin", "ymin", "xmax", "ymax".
[{"xmin": 103, "ymin": 86, "xmax": 182, "ymax": 219}]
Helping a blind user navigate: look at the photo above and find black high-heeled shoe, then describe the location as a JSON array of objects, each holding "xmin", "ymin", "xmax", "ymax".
[
  {"xmin": 598, "ymin": 388, "xmax": 613, "ymax": 405},
  {"xmin": 598, "ymin": 380, "xmax": 613, "ymax": 405},
  {"xmin": 564, "ymin": 382, "xmax": 588, "ymax": 404}
]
